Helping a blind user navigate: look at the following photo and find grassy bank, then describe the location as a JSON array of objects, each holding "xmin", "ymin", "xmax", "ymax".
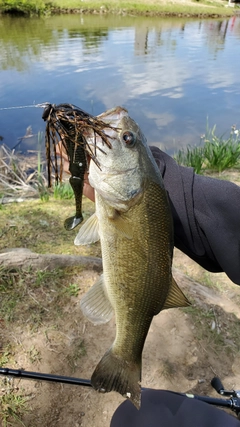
[
  {"xmin": 174, "ymin": 124, "xmax": 240, "ymax": 174},
  {"xmin": 0, "ymin": 0, "xmax": 236, "ymax": 17},
  {"xmin": 1, "ymin": 127, "xmax": 240, "ymax": 424},
  {"xmin": 1, "ymin": 190, "xmax": 240, "ymax": 426}
]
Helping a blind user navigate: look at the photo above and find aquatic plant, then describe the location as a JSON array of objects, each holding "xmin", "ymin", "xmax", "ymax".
[
  {"xmin": 203, "ymin": 125, "xmax": 240, "ymax": 172},
  {"xmin": 0, "ymin": 144, "xmax": 39, "ymax": 199},
  {"xmin": 174, "ymin": 144, "xmax": 205, "ymax": 174},
  {"xmin": 0, "ymin": 138, "xmax": 77, "ymax": 203},
  {"xmin": 53, "ymin": 182, "xmax": 74, "ymax": 200},
  {"xmin": 174, "ymin": 123, "xmax": 240, "ymax": 174},
  {"xmin": 0, "ymin": 0, "xmax": 47, "ymax": 15}
]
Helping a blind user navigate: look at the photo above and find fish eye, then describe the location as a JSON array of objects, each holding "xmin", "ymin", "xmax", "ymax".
[{"xmin": 122, "ymin": 131, "xmax": 136, "ymax": 147}]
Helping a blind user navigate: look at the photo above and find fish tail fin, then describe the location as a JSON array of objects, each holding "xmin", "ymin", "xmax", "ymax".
[{"xmin": 91, "ymin": 349, "xmax": 141, "ymax": 409}]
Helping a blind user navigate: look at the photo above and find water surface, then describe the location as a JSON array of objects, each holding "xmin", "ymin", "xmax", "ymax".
[{"xmin": 0, "ymin": 14, "xmax": 240, "ymax": 154}]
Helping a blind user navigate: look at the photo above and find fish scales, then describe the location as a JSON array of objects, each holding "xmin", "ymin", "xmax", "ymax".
[
  {"xmin": 74, "ymin": 106, "xmax": 190, "ymax": 408},
  {"xmin": 97, "ymin": 180, "xmax": 172, "ymax": 356}
]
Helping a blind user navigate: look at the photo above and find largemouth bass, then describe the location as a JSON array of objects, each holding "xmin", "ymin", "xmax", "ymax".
[{"xmin": 75, "ymin": 106, "xmax": 190, "ymax": 408}]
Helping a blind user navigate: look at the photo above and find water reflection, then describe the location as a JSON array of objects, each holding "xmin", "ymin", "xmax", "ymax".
[{"xmin": 0, "ymin": 14, "xmax": 239, "ymax": 152}]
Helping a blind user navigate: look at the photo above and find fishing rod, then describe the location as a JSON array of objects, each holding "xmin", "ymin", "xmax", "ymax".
[
  {"xmin": 0, "ymin": 367, "xmax": 92, "ymax": 388},
  {"xmin": 1, "ymin": 367, "xmax": 240, "ymax": 417}
]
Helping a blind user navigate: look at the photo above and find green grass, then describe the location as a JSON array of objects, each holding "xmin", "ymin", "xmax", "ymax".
[
  {"xmin": 0, "ymin": 0, "xmax": 234, "ymax": 16},
  {"xmin": 0, "ymin": 194, "xmax": 95, "ymax": 422},
  {"xmin": 0, "ymin": 267, "xmax": 65, "ymax": 323},
  {"xmin": 63, "ymin": 282, "xmax": 80, "ymax": 297},
  {"xmin": 52, "ymin": 0, "xmax": 233, "ymax": 16},
  {"xmin": 0, "ymin": 391, "xmax": 28, "ymax": 427},
  {"xmin": 174, "ymin": 145, "xmax": 205, "ymax": 174},
  {"xmin": 0, "ymin": 0, "xmax": 47, "ymax": 15},
  {"xmin": 0, "ymin": 197, "xmax": 98, "ymax": 256},
  {"xmin": 0, "ymin": 348, "xmax": 29, "ymax": 427},
  {"xmin": 174, "ymin": 123, "xmax": 240, "ymax": 174},
  {"xmin": 66, "ymin": 339, "xmax": 86, "ymax": 372},
  {"xmin": 183, "ymin": 304, "xmax": 240, "ymax": 354},
  {"xmin": 0, "ymin": 347, "xmax": 12, "ymax": 367},
  {"xmin": 204, "ymin": 127, "xmax": 240, "ymax": 172},
  {"xmin": 53, "ymin": 182, "xmax": 74, "ymax": 200}
]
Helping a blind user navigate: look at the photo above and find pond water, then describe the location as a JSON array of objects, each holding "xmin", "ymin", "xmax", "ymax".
[{"xmin": 0, "ymin": 14, "xmax": 240, "ymax": 154}]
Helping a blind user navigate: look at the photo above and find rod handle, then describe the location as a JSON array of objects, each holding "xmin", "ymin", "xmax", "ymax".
[{"xmin": 211, "ymin": 377, "xmax": 224, "ymax": 394}]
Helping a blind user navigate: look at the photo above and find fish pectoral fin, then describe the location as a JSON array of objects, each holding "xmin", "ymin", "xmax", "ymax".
[
  {"xmin": 110, "ymin": 213, "xmax": 133, "ymax": 240},
  {"xmin": 162, "ymin": 277, "xmax": 191, "ymax": 310},
  {"xmin": 74, "ymin": 213, "xmax": 100, "ymax": 245},
  {"xmin": 80, "ymin": 275, "xmax": 114, "ymax": 324}
]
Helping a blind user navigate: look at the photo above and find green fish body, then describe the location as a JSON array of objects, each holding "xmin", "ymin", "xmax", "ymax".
[{"xmin": 75, "ymin": 107, "xmax": 189, "ymax": 408}]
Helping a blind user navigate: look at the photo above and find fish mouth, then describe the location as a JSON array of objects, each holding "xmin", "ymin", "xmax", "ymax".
[
  {"xmin": 81, "ymin": 107, "xmax": 129, "ymax": 165},
  {"xmin": 43, "ymin": 104, "xmax": 128, "ymax": 181},
  {"xmin": 96, "ymin": 106, "xmax": 128, "ymax": 125}
]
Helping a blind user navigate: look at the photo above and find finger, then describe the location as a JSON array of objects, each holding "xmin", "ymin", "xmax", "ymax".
[
  {"xmin": 83, "ymin": 172, "xmax": 95, "ymax": 202},
  {"xmin": 83, "ymin": 183, "xmax": 95, "ymax": 202},
  {"xmin": 56, "ymin": 140, "xmax": 69, "ymax": 162}
]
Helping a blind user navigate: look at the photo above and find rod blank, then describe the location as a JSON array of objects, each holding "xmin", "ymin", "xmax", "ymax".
[{"xmin": 0, "ymin": 367, "xmax": 92, "ymax": 387}]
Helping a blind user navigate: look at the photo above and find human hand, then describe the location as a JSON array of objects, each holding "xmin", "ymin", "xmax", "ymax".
[{"xmin": 83, "ymin": 170, "xmax": 95, "ymax": 202}]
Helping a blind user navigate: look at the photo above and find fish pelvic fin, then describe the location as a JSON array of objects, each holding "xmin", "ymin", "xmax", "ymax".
[
  {"xmin": 80, "ymin": 275, "xmax": 113, "ymax": 324},
  {"xmin": 74, "ymin": 213, "xmax": 100, "ymax": 245},
  {"xmin": 163, "ymin": 277, "xmax": 191, "ymax": 310},
  {"xmin": 91, "ymin": 349, "xmax": 141, "ymax": 409}
]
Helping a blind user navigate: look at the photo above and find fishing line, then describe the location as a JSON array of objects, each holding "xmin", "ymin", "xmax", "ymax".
[{"xmin": 0, "ymin": 102, "xmax": 50, "ymax": 111}]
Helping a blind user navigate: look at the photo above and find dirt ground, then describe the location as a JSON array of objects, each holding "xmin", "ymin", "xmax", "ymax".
[
  {"xmin": 1, "ymin": 186, "xmax": 240, "ymax": 426},
  {"xmin": 1, "ymin": 251, "xmax": 240, "ymax": 426}
]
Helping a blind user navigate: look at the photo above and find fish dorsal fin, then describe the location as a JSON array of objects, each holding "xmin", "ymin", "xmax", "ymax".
[
  {"xmin": 80, "ymin": 274, "xmax": 114, "ymax": 324},
  {"xmin": 74, "ymin": 213, "xmax": 100, "ymax": 245},
  {"xmin": 163, "ymin": 277, "xmax": 191, "ymax": 310}
]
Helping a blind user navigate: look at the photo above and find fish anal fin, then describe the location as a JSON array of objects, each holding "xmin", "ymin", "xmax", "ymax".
[
  {"xmin": 74, "ymin": 213, "xmax": 99, "ymax": 245},
  {"xmin": 80, "ymin": 275, "xmax": 113, "ymax": 324},
  {"xmin": 91, "ymin": 349, "xmax": 141, "ymax": 409},
  {"xmin": 163, "ymin": 277, "xmax": 191, "ymax": 310}
]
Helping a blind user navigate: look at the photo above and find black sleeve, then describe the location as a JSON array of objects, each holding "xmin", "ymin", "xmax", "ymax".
[
  {"xmin": 111, "ymin": 389, "xmax": 240, "ymax": 427},
  {"xmin": 150, "ymin": 146, "xmax": 240, "ymax": 285}
]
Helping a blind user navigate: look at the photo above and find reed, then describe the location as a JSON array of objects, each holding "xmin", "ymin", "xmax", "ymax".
[
  {"xmin": 0, "ymin": 144, "xmax": 39, "ymax": 200},
  {"xmin": 204, "ymin": 125, "xmax": 240, "ymax": 172},
  {"xmin": 53, "ymin": 182, "xmax": 74, "ymax": 200},
  {"xmin": 36, "ymin": 131, "xmax": 50, "ymax": 201},
  {"xmin": 0, "ymin": 141, "xmax": 75, "ymax": 202},
  {"xmin": 174, "ymin": 145, "xmax": 205, "ymax": 174},
  {"xmin": 174, "ymin": 123, "xmax": 240, "ymax": 174}
]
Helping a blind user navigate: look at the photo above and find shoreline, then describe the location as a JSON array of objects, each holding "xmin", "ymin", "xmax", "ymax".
[{"xmin": 0, "ymin": 0, "xmax": 238, "ymax": 18}]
